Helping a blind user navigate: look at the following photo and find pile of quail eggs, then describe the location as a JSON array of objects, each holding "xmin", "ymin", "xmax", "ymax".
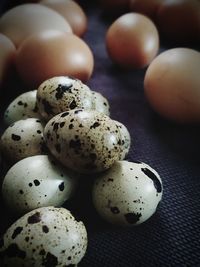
[{"xmin": 0, "ymin": 76, "xmax": 163, "ymax": 266}]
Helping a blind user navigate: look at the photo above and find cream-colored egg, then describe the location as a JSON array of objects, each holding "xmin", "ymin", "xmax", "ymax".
[
  {"xmin": 44, "ymin": 109, "xmax": 123, "ymax": 173},
  {"xmin": 0, "ymin": 4, "xmax": 72, "ymax": 47},
  {"xmin": 93, "ymin": 160, "xmax": 163, "ymax": 226},
  {"xmin": 0, "ymin": 206, "xmax": 87, "ymax": 266},
  {"xmin": 2, "ymin": 155, "xmax": 77, "ymax": 214},
  {"xmin": 4, "ymin": 90, "xmax": 41, "ymax": 126},
  {"xmin": 36, "ymin": 76, "xmax": 93, "ymax": 121},
  {"xmin": 40, "ymin": 0, "xmax": 87, "ymax": 36},
  {"xmin": 0, "ymin": 118, "xmax": 45, "ymax": 163}
]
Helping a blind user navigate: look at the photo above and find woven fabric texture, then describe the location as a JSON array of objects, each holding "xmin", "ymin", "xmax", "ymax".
[{"xmin": 0, "ymin": 2, "xmax": 200, "ymax": 267}]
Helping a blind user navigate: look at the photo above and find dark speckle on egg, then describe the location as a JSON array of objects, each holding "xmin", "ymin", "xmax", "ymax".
[
  {"xmin": 55, "ymin": 84, "xmax": 73, "ymax": 100},
  {"xmin": 69, "ymin": 139, "xmax": 81, "ymax": 150},
  {"xmin": 11, "ymin": 227, "xmax": 23, "ymax": 239},
  {"xmin": 27, "ymin": 212, "xmax": 41, "ymax": 224},
  {"xmin": 110, "ymin": 207, "xmax": 120, "ymax": 214},
  {"xmin": 90, "ymin": 122, "xmax": 100, "ymax": 129},
  {"xmin": 33, "ymin": 180, "xmax": 40, "ymax": 186},
  {"xmin": 43, "ymin": 252, "xmax": 58, "ymax": 267},
  {"xmin": 141, "ymin": 168, "xmax": 162, "ymax": 193},
  {"xmin": 42, "ymin": 99, "xmax": 54, "ymax": 115},
  {"xmin": 124, "ymin": 212, "xmax": 142, "ymax": 224},
  {"xmin": 60, "ymin": 112, "xmax": 69, "ymax": 117},
  {"xmin": 60, "ymin": 122, "xmax": 65, "ymax": 128},
  {"xmin": 59, "ymin": 182, "xmax": 65, "ymax": 191},
  {"xmin": 53, "ymin": 123, "xmax": 59, "ymax": 132},
  {"xmin": 11, "ymin": 134, "xmax": 21, "ymax": 141},
  {"xmin": 42, "ymin": 225, "xmax": 49, "ymax": 233},
  {"xmin": 69, "ymin": 100, "xmax": 77, "ymax": 109}
]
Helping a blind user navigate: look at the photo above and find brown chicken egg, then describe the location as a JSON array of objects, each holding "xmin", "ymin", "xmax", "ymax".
[
  {"xmin": 129, "ymin": 0, "xmax": 162, "ymax": 20},
  {"xmin": 16, "ymin": 30, "xmax": 94, "ymax": 87},
  {"xmin": 106, "ymin": 13, "xmax": 159, "ymax": 69},
  {"xmin": 0, "ymin": 4, "xmax": 72, "ymax": 47},
  {"xmin": 156, "ymin": 0, "xmax": 200, "ymax": 44},
  {"xmin": 0, "ymin": 34, "xmax": 16, "ymax": 85},
  {"xmin": 40, "ymin": 0, "xmax": 87, "ymax": 37},
  {"xmin": 99, "ymin": 0, "xmax": 130, "ymax": 14},
  {"xmin": 144, "ymin": 48, "xmax": 200, "ymax": 123}
]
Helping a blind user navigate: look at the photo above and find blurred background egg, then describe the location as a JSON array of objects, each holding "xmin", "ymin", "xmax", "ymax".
[
  {"xmin": 106, "ymin": 13, "xmax": 159, "ymax": 69},
  {"xmin": 0, "ymin": 3, "xmax": 72, "ymax": 47},
  {"xmin": 129, "ymin": 0, "xmax": 163, "ymax": 21},
  {"xmin": 98, "ymin": 0, "xmax": 130, "ymax": 14},
  {"xmin": 144, "ymin": 48, "xmax": 200, "ymax": 123},
  {"xmin": 0, "ymin": 34, "xmax": 16, "ymax": 86},
  {"xmin": 156, "ymin": 0, "xmax": 200, "ymax": 44},
  {"xmin": 16, "ymin": 30, "xmax": 94, "ymax": 87},
  {"xmin": 40, "ymin": 0, "xmax": 88, "ymax": 37}
]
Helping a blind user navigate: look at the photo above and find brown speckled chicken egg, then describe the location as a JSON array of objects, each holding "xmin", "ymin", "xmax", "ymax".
[
  {"xmin": 44, "ymin": 109, "xmax": 123, "ymax": 173},
  {"xmin": 4, "ymin": 90, "xmax": 41, "ymax": 126},
  {"xmin": 2, "ymin": 155, "xmax": 77, "ymax": 215},
  {"xmin": 0, "ymin": 206, "xmax": 87, "ymax": 267},
  {"xmin": 0, "ymin": 118, "xmax": 46, "ymax": 163},
  {"xmin": 92, "ymin": 160, "xmax": 163, "ymax": 226},
  {"xmin": 37, "ymin": 76, "xmax": 93, "ymax": 121},
  {"xmin": 91, "ymin": 90, "xmax": 110, "ymax": 116},
  {"xmin": 113, "ymin": 120, "xmax": 131, "ymax": 160}
]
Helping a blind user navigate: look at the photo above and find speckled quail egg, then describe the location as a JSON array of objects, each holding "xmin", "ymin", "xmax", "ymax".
[
  {"xmin": 44, "ymin": 109, "xmax": 123, "ymax": 173},
  {"xmin": 92, "ymin": 160, "xmax": 163, "ymax": 226},
  {"xmin": 91, "ymin": 90, "xmax": 110, "ymax": 116},
  {"xmin": 0, "ymin": 206, "xmax": 87, "ymax": 267},
  {"xmin": 4, "ymin": 90, "xmax": 41, "ymax": 126},
  {"xmin": 2, "ymin": 155, "xmax": 77, "ymax": 215},
  {"xmin": 113, "ymin": 120, "xmax": 131, "ymax": 160},
  {"xmin": 0, "ymin": 118, "xmax": 46, "ymax": 163},
  {"xmin": 37, "ymin": 76, "xmax": 93, "ymax": 121}
]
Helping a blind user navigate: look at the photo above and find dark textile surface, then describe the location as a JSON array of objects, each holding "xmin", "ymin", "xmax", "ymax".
[{"xmin": 0, "ymin": 1, "xmax": 200, "ymax": 266}]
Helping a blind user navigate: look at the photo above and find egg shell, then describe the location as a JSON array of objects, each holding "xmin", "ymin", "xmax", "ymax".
[
  {"xmin": 0, "ymin": 34, "xmax": 16, "ymax": 85},
  {"xmin": 129, "ymin": 0, "xmax": 162, "ymax": 20},
  {"xmin": 113, "ymin": 120, "xmax": 131, "ymax": 160},
  {"xmin": 37, "ymin": 76, "xmax": 93, "ymax": 121},
  {"xmin": 44, "ymin": 109, "xmax": 123, "ymax": 173},
  {"xmin": 0, "ymin": 118, "xmax": 46, "ymax": 163},
  {"xmin": 40, "ymin": 0, "xmax": 88, "ymax": 37},
  {"xmin": 106, "ymin": 12, "xmax": 159, "ymax": 69},
  {"xmin": 4, "ymin": 90, "xmax": 41, "ymax": 126},
  {"xmin": 0, "ymin": 206, "xmax": 87, "ymax": 266},
  {"xmin": 2, "ymin": 155, "xmax": 77, "ymax": 215},
  {"xmin": 92, "ymin": 160, "xmax": 163, "ymax": 226},
  {"xmin": 16, "ymin": 30, "xmax": 94, "ymax": 87},
  {"xmin": 91, "ymin": 90, "xmax": 110, "ymax": 116},
  {"xmin": 99, "ymin": 0, "xmax": 130, "ymax": 14},
  {"xmin": 156, "ymin": 0, "xmax": 200, "ymax": 44},
  {"xmin": 144, "ymin": 48, "xmax": 200, "ymax": 123},
  {"xmin": 0, "ymin": 4, "xmax": 72, "ymax": 47}
]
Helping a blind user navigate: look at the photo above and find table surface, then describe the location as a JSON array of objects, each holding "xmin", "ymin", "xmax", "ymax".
[{"xmin": 0, "ymin": 1, "xmax": 200, "ymax": 267}]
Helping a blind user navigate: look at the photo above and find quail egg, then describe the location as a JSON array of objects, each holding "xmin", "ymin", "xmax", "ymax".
[
  {"xmin": 0, "ymin": 206, "xmax": 87, "ymax": 267},
  {"xmin": 4, "ymin": 90, "xmax": 41, "ymax": 126},
  {"xmin": 91, "ymin": 90, "xmax": 110, "ymax": 116},
  {"xmin": 113, "ymin": 120, "xmax": 131, "ymax": 160},
  {"xmin": 0, "ymin": 118, "xmax": 46, "ymax": 163},
  {"xmin": 36, "ymin": 76, "xmax": 93, "ymax": 121},
  {"xmin": 2, "ymin": 155, "xmax": 77, "ymax": 215},
  {"xmin": 92, "ymin": 160, "xmax": 163, "ymax": 226},
  {"xmin": 44, "ymin": 109, "xmax": 123, "ymax": 173}
]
